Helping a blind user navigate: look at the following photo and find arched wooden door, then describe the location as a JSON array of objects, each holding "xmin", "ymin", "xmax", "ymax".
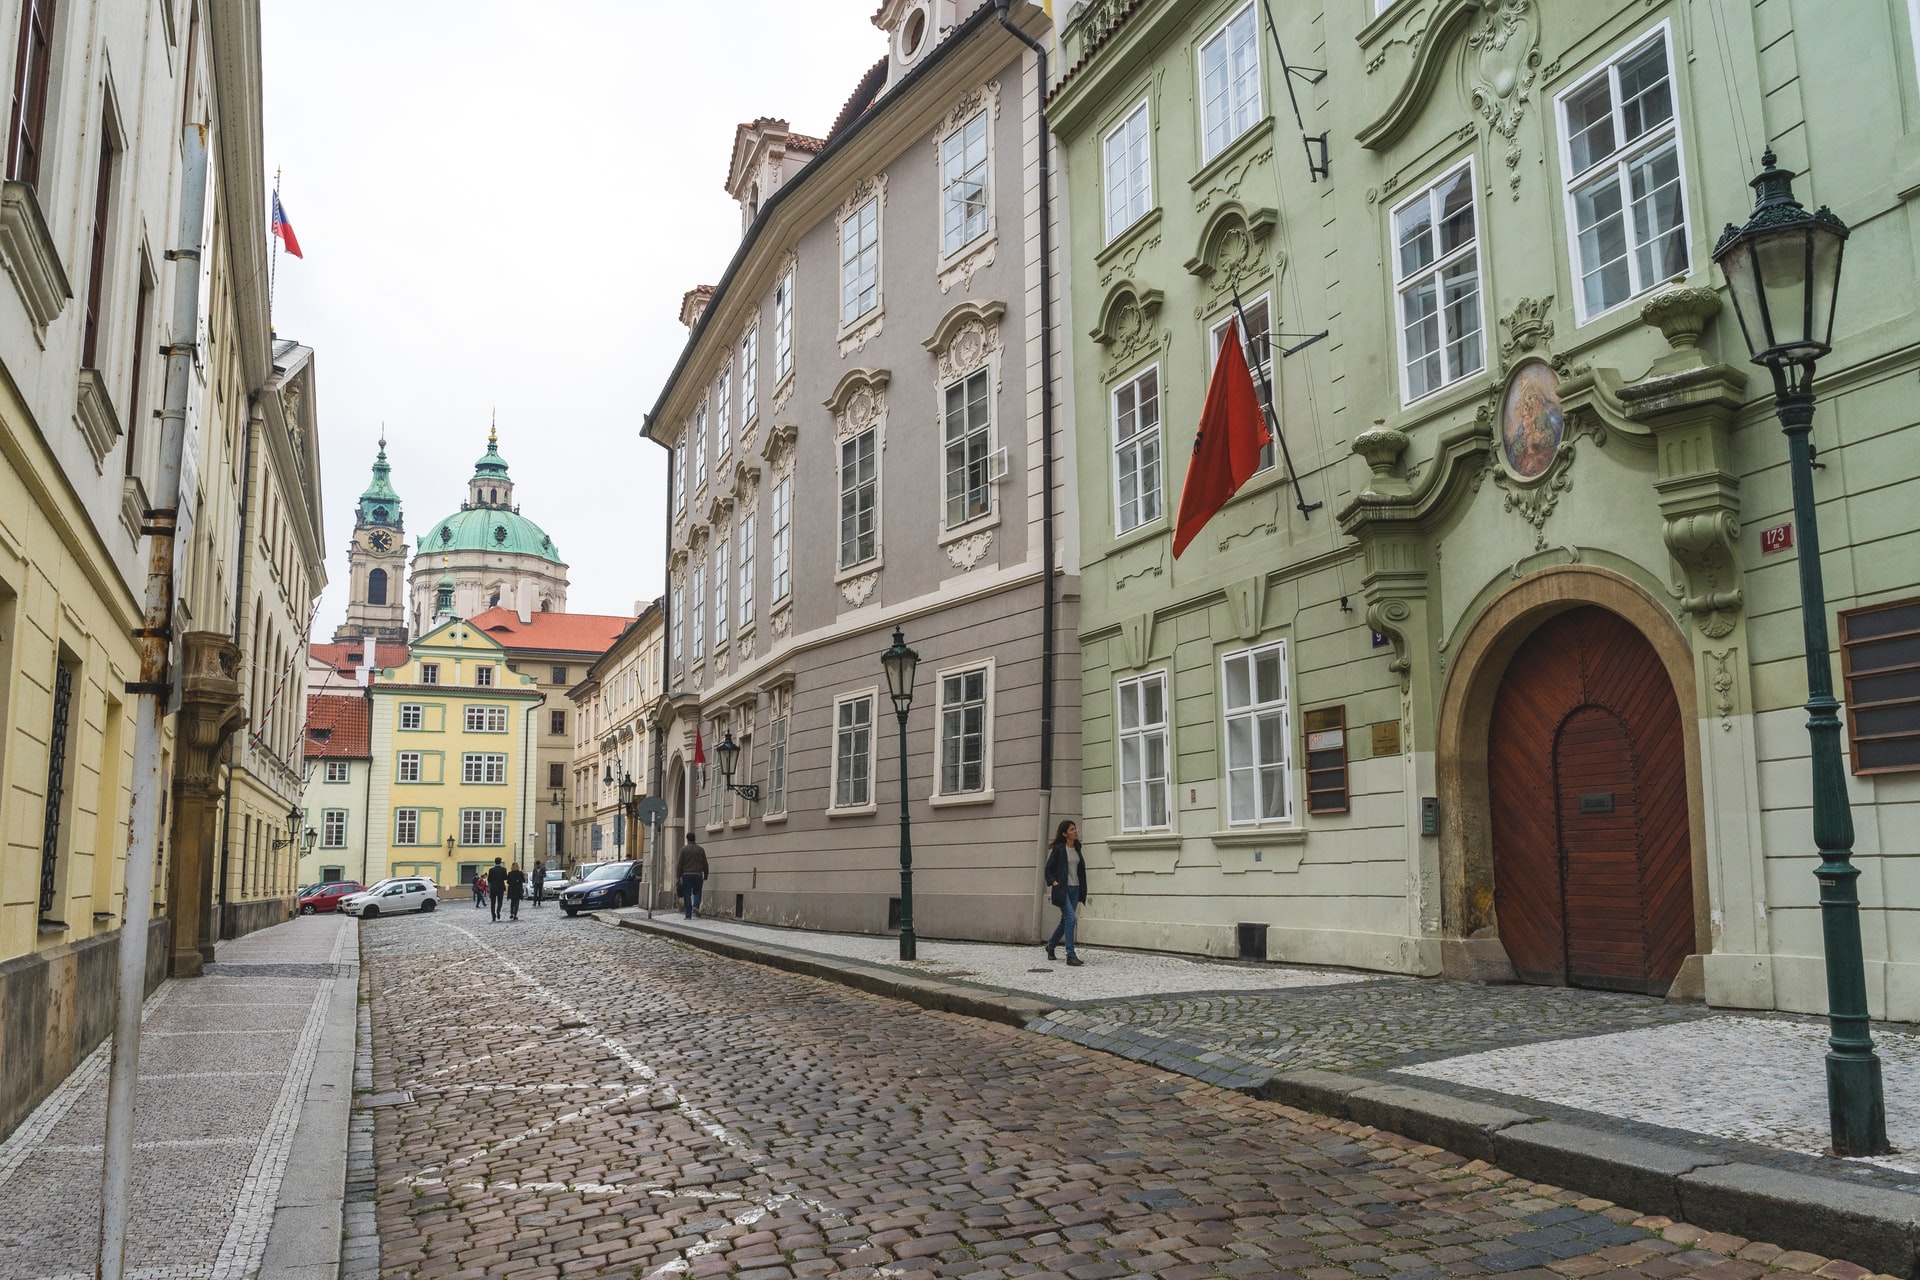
[{"xmin": 1487, "ymin": 606, "xmax": 1693, "ymax": 993}]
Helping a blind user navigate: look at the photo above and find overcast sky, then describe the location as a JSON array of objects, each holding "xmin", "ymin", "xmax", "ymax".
[{"xmin": 262, "ymin": 2, "xmax": 886, "ymax": 633}]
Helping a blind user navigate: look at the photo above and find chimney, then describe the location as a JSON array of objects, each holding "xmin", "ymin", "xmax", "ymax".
[{"xmin": 358, "ymin": 640, "xmax": 376, "ymax": 687}]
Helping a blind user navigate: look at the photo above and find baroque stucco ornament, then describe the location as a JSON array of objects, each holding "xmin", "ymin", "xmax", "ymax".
[
  {"xmin": 945, "ymin": 529, "xmax": 994, "ymax": 570},
  {"xmin": 1465, "ymin": 0, "xmax": 1541, "ymax": 199},
  {"xmin": 840, "ymin": 571, "xmax": 880, "ymax": 607}
]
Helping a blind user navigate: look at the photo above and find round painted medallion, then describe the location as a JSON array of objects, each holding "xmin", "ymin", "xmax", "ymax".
[{"xmin": 1499, "ymin": 362, "xmax": 1565, "ymax": 481}]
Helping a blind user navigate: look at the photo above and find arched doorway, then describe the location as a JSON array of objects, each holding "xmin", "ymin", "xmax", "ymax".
[{"xmin": 1486, "ymin": 605, "xmax": 1692, "ymax": 993}]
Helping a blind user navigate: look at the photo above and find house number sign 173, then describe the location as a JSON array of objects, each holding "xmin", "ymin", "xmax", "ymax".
[{"xmin": 1761, "ymin": 522, "xmax": 1794, "ymax": 555}]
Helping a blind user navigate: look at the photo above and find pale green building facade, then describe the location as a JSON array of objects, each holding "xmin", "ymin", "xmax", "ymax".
[{"xmin": 1051, "ymin": 0, "xmax": 1920, "ymax": 1018}]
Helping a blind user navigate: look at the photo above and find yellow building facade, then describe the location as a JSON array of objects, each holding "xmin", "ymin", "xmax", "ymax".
[{"xmin": 365, "ymin": 617, "xmax": 547, "ymax": 889}]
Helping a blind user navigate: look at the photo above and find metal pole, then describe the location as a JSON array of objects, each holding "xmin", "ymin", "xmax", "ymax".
[
  {"xmin": 1775, "ymin": 381, "xmax": 1888, "ymax": 1157},
  {"xmin": 896, "ymin": 708, "xmax": 914, "ymax": 961},
  {"xmin": 100, "ymin": 122, "xmax": 209, "ymax": 1280}
]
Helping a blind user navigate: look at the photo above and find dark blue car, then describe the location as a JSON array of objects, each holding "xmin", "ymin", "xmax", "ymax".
[{"xmin": 557, "ymin": 860, "xmax": 640, "ymax": 916}]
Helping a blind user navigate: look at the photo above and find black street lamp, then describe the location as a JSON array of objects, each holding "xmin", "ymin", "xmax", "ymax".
[
  {"xmin": 880, "ymin": 627, "xmax": 920, "ymax": 960},
  {"xmin": 272, "ymin": 805, "xmax": 303, "ymax": 851},
  {"xmin": 302, "ymin": 827, "xmax": 318, "ymax": 856},
  {"xmin": 618, "ymin": 769, "xmax": 638, "ymax": 865},
  {"xmin": 714, "ymin": 730, "xmax": 761, "ymax": 802},
  {"xmin": 1713, "ymin": 150, "xmax": 1886, "ymax": 1157}
]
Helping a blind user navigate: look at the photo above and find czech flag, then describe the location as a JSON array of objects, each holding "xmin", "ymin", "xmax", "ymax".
[
  {"xmin": 271, "ymin": 191, "xmax": 303, "ymax": 258},
  {"xmin": 1172, "ymin": 317, "xmax": 1272, "ymax": 558}
]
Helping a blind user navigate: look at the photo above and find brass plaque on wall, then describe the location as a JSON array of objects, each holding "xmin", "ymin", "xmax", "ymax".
[{"xmin": 1371, "ymin": 721, "xmax": 1402, "ymax": 756}]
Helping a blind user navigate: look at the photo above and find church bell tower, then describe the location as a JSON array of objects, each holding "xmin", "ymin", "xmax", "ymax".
[{"xmin": 334, "ymin": 434, "xmax": 410, "ymax": 644}]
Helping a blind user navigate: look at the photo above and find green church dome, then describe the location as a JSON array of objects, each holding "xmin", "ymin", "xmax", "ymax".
[
  {"xmin": 418, "ymin": 507, "xmax": 562, "ymax": 563},
  {"xmin": 356, "ymin": 435, "xmax": 403, "ymax": 528}
]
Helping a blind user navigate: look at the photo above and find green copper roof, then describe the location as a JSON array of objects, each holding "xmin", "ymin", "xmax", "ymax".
[
  {"xmin": 356, "ymin": 437, "xmax": 403, "ymax": 527},
  {"xmin": 418, "ymin": 506, "xmax": 562, "ymax": 563},
  {"xmin": 474, "ymin": 427, "xmax": 510, "ymax": 476}
]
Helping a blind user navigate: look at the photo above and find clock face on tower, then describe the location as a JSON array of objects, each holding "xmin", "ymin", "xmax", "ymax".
[{"xmin": 368, "ymin": 530, "xmax": 394, "ymax": 553}]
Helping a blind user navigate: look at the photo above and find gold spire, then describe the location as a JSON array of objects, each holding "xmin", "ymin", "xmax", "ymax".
[{"xmin": 490, "ymin": 407, "xmax": 497, "ymax": 445}]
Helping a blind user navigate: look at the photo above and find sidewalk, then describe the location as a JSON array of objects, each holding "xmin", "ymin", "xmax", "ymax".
[
  {"xmin": 0, "ymin": 914, "xmax": 359, "ymax": 1280},
  {"xmin": 610, "ymin": 910, "xmax": 1920, "ymax": 1273}
]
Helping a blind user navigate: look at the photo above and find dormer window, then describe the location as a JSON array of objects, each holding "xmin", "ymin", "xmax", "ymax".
[{"xmin": 901, "ymin": 7, "xmax": 928, "ymax": 59}]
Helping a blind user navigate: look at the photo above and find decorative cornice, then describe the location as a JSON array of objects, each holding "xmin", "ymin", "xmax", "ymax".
[
  {"xmin": 73, "ymin": 368, "xmax": 122, "ymax": 470},
  {"xmin": 0, "ymin": 179, "xmax": 71, "ymax": 339}
]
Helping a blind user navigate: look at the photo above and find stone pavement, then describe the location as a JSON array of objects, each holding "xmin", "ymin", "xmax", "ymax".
[
  {"xmin": 0, "ymin": 914, "xmax": 359, "ymax": 1280},
  {"xmin": 358, "ymin": 909, "xmax": 1900, "ymax": 1277},
  {"xmin": 612, "ymin": 913, "xmax": 1920, "ymax": 1269}
]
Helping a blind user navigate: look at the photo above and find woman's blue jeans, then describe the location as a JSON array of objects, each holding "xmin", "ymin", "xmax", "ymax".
[{"xmin": 1048, "ymin": 890, "xmax": 1078, "ymax": 958}]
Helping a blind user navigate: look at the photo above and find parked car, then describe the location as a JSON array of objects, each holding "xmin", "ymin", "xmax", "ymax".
[
  {"xmin": 341, "ymin": 878, "xmax": 438, "ymax": 918},
  {"xmin": 538, "ymin": 861, "xmax": 572, "ymax": 894},
  {"xmin": 298, "ymin": 882, "xmax": 365, "ymax": 914},
  {"xmin": 557, "ymin": 861, "xmax": 641, "ymax": 915}
]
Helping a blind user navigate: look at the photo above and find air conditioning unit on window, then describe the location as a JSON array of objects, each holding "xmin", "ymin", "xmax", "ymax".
[{"xmin": 986, "ymin": 447, "xmax": 1010, "ymax": 484}]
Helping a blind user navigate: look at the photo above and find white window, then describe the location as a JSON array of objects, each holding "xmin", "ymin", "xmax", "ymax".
[
  {"xmin": 774, "ymin": 269, "xmax": 794, "ymax": 380},
  {"xmin": 771, "ymin": 478, "xmax": 792, "ymax": 600},
  {"xmin": 693, "ymin": 402, "xmax": 708, "ymax": 490},
  {"xmin": 938, "ymin": 666, "xmax": 990, "ymax": 795},
  {"xmin": 419, "ymin": 663, "xmax": 440, "ymax": 685},
  {"xmin": 399, "ymin": 703, "xmax": 424, "ymax": 731},
  {"xmin": 1199, "ymin": 4, "xmax": 1261, "ymax": 162},
  {"xmin": 462, "ymin": 752, "xmax": 507, "ymax": 784},
  {"xmin": 460, "ymin": 808, "xmax": 505, "ymax": 846},
  {"xmin": 1222, "ymin": 640, "xmax": 1291, "ymax": 825},
  {"xmin": 473, "ymin": 664, "xmax": 494, "ymax": 687},
  {"xmin": 397, "ymin": 751, "xmax": 422, "ymax": 783},
  {"xmin": 1117, "ymin": 671, "xmax": 1171, "ymax": 831},
  {"xmin": 767, "ymin": 693, "xmax": 788, "ymax": 815},
  {"xmin": 737, "ymin": 512, "xmax": 756, "ymax": 632},
  {"xmin": 465, "ymin": 705, "xmax": 508, "ymax": 733},
  {"xmin": 741, "ymin": 327, "xmax": 758, "ymax": 422},
  {"xmin": 715, "ymin": 365, "xmax": 732, "ymax": 458},
  {"xmin": 1209, "ymin": 297, "xmax": 1276, "ymax": 472},
  {"xmin": 324, "ymin": 759, "xmax": 349, "ymax": 783},
  {"xmin": 1104, "ymin": 102, "xmax": 1152, "ymax": 242},
  {"xmin": 1392, "ymin": 163, "xmax": 1484, "ymax": 402},
  {"xmin": 840, "ymin": 196, "xmax": 880, "ymax": 326},
  {"xmin": 321, "ymin": 809, "xmax": 347, "ymax": 848},
  {"xmin": 395, "ymin": 808, "xmax": 420, "ymax": 845},
  {"xmin": 691, "ymin": 565, "xmax": 705, "ymax": 661},
  {"xmin": 670, "ymin": 587, "xmax": 685, "ymax": 666},
  {"xmin": 674, "ymin": 440, "xmax": 687, "ymax": 510},
  {"xmin": 1112, "ymin": 366, "xmax": 1163, "ymax": 534},
  {"xmin": 833, "ymin": 692, "xmax": 874, "ymax": 809},
  {"xmin": 713, "ymin": 541, "xmax": 730, "ymax": 647},
  {"xmin": 942, "ymin": 111, "xmax": 989, "ymax": 255},
  {"xmin": 839, "ymin": 430, "xmax": 878, "ymax": 569},
  {"xmin": 943, "ymin": 369, "xmax": 992, "ymax": 529},
  {"xmin": 1557, "ymin": 27, "xmax": 1689, "ymax": 323}
]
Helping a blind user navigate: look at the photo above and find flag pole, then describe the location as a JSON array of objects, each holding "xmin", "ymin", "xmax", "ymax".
[
  {"xmin": 268, "ymin": 168, "xmax": 281, "ymax": 330},
  {"xmin": 1229, "ymin": 284, "xmax": 1321, "ymax": 517}
]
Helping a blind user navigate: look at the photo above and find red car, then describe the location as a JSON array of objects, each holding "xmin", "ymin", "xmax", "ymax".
[{"xmin": 298, "ymin": 882, "xmax": 365, "ymax": 914}]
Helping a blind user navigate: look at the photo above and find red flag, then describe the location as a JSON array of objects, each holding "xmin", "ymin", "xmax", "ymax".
[
  {"xmin": 271, "ymin": 191, "xmax": 303, "ymax": 258},
  {"xmin": 693, "ymin": 726, "xmax": 706, "ymax": 766},
  {"xmin": 1172, "ymin": 318, "xmax": 1271, "ymax": 558}
]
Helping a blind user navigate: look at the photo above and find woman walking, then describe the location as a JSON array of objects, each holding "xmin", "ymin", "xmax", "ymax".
[{"xmin": 1044, "ymin": 819, "xmax": 1087, "ymax": 966}]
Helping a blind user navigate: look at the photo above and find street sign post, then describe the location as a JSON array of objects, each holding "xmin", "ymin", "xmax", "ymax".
[{"xmin": 636, "ymin": 796, "xmax": 668, "ymax": 918}]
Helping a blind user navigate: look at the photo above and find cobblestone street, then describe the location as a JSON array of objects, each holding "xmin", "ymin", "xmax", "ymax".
[{"xmin": 359, "ymin": 912, "xmax": 1890, "ymax": 1280}]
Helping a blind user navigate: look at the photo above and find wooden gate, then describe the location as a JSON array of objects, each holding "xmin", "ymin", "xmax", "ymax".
[{"xmin": 1487, "ymin": 607, "xmax": 1692, "ymax": 993}]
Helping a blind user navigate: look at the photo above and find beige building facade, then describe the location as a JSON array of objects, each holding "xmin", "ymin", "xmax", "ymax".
[{"xmin": 566, "ymin": 602, "xmax": 664, "ymax": 874}]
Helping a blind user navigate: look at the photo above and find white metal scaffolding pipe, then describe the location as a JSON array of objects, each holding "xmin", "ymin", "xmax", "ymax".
[{"xmin": 98, "ymin": 121, "xmax": 209, "ymax": 1280}]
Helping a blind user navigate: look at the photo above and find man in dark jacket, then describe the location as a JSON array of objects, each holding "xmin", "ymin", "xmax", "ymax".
[
  {"xmin": 677, "ymin": 837, "xmax": 709, "ymax": 920},
  {"xmin": 506, "ymin": 863, "xmax": 527, "ymax": 920},
  {"xmin": 485, "ymin": 858, "xmax": 508, "ymax": 922},
  {"xmin": 530, "ymin": 861, "xmax": 546, "ymax": 907}
]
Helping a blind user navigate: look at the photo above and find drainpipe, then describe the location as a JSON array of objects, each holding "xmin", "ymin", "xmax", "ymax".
[
  {"xmin": 100, "ymin": 121, "xmax": 208, "ymax": 1280},
  {"xmin": 994, "ymin": 0, "xmax": 1060, "ymax": 919}
]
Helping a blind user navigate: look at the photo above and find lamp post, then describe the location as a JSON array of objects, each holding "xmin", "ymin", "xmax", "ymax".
[
  {"xmin": 714, "ymin": 730, "xmax": 761, "ymax": 803},
  {"xmin": 880, "ymin": 627, "xmax": 920, "ymax": 960},
  {"xmin": 1712, "ymin": 150, "xmax": 1887, "ymax": 1157},
  {"xmin": 618, "ymin": 769, "xmax": 637, "ymax": 867}
]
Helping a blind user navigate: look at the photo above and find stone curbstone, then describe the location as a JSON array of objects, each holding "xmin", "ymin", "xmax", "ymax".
[
  {"xmin": 1491, "ymin": 1119, "xmax": 1727, "ymax": 1220},
  {"xmin": 1676, "ymin": 1162, "xmax": 1920, "ymax": 1278},
  {"xmin": 1249, "ymin": 1068, "xmax": 1372, "ymax": 1116},
  {"xmin": 1343, "ymin": 1082, "xmax": 1539, "ymax": 1164},
  {"xmin": 609, "ymin": 916, "xmax": 1053, "ymax": 1029}
]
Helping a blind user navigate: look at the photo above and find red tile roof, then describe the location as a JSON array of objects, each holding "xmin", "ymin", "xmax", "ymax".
[
  {"xmin": 467, "ymin": 607, "xmax": 633, "ymax": 656},
  {"xmin": 828, "ymin": 58, "xmax": 889, "ymax": 141},
  {"xmin": 310, "ymin": 641, "xmax": 411, "ymax": 678},
  {"xmin": 304, "ymin": 694, "xmax": 371, "ymax": 760}
]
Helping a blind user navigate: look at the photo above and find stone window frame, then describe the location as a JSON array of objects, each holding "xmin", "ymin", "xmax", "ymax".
[
  {"xmin": 1219, "ymin": 637, "xmax": 1294, "ymax": 827},
  {"xmin": 323, "ymin": 759, "xmax": 350, "ymax": 784},
  {"xmin": 828, "ymin": 687, "xmax": 878, "ymax": 817},
  {"xmin": 740, "ymin": 325, "xmax": 759, "ymax": 429},
  {"xmin": 692, "ymin": 397, "xmax": 710, "ymax": 493},
  {"xmin": 924, "ymin": 301, "xmax": 1007, "ymax": 552},
  {"xmin": 763, "ymin": 680, "xmax": 793, "ymax": 822},
  {"xmin": 461, "ymin": 752, "xmax": 508, "ymax": 785},
  {"xmin": 715, "ymin": 362, "xmax": 733, "ymax": 465},
  {"xmin": 932, "ymin": 81, "xmax": 1001, "ymax": 293},
  {"xmin": 1103, "ymin": 99, "xmax": 1154, "ymax": 243},
  {"xmin": 1197, "ymin": 1, "xmax": 1262, "ymax": 164},
  {"xmin": 1389, "ymin": 157, "xmax": 1487, "ymax": 405},
  {"xmin": 836, "ymin": 175, "xmax": 889, "ymax": 356},
  {"xmin": 1110, "ymin": 362, "xmax": 1165, "ymax": 537},
  {"xmin": 1116, "ymin": 669, "xmax": 1173, "ymax": 833},
  {"xmin": 321, "ymin": 809, "xmax": 348, "ymax": 848},
  {"xmin": 394, "ymin": 808, "xmax": 421, "ymax": 845},
  {"xmin": 929, "ymin": 658, "xmax": 995, "ymax": 807},
  {"xmin": 824, "ymin": 368, "xmax": 891, "ymax": 587}
]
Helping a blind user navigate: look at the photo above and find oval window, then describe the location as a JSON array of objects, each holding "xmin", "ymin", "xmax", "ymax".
[{"xmin": 902, "ymin": 8, "xmax": 927, "ymax": 58}]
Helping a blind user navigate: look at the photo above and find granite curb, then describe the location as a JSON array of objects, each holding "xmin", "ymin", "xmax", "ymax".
[{"xmin": 609, "ymin": 914, "xmax": 1918, "ymax": 1276}]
